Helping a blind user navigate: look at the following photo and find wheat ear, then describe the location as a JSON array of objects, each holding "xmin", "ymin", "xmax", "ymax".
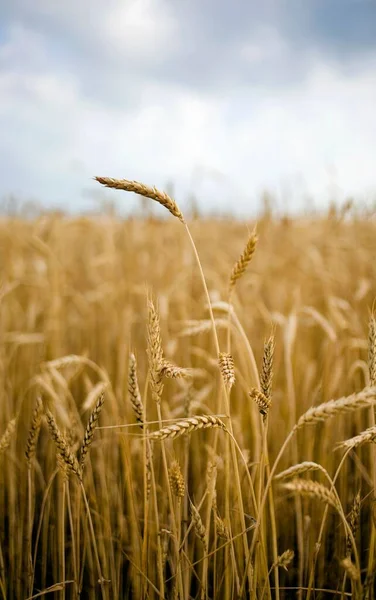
[
  {"xmin": 190, "ymin": 501, "xmax": 208, "ymax": 552},
  {"xmin": 336, "ymin": 425, "xmax": 376, "ymax": 450},
  {"xmin": 0, "ymin": 418, "xmax": 17, "ymax": 454},
  {"xmin": 169, "ymin": 461, "xmax": 185, "ymax": 499},
  {"xmin": 229, "ymin": 227, "xmax": 258, "ymax": 290},
  {"xmin": 260, "ymin": 335, "xmax": 275, "ymax": 400},
  {"xmin": 347, "ymin": 491, "xmax": 361, "ymax": 556},
  {"xmin": 249, "ymin": 387, "xmax": 271, "ymax": 421},
  {"xmin": 276, "ymin": 549, "xmax": 294, "ymax": 571},
  {"xmin": 296, "ymin": 387, "xmax": 376, "ymax": 429},
  {"xmin": 94, "ymin": 177, "xmax": 185, "ymax": 223},
  {"xmin": 80, "ymin": 391, "xmax": 105, "ymax": 470},
  {"xmin": 149, "ymin": 415, "xmax": 227, "ymax": 441},
  {"xmin": 218, "ymin": 352, "xmax": 235, "ymax": 390},
  {"xmin": 45, "ymin": 410, "xmax": 82, "ymax": 480},
  {"xmin": 274, "ymin": 461, "xmax": 328, "ymax": 481},
  {"xmin": 282, "ymin": 478, "xmax": 339, "ymax": 509},
  {"xmin": 25, "ymin": 397, "xmax": 43, "ymax": 466},
  {"xmin": 128, "ymin": 353, "xmax": 144, "ymax": 428},
  {"xmin": 147, "ymin": 296, "xmax": 164, "ymax": 404}
]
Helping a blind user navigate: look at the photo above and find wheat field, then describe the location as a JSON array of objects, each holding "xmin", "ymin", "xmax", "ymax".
[{"xmin": 1, "ymin": 182, "xmax": 376, "ymax": 599}]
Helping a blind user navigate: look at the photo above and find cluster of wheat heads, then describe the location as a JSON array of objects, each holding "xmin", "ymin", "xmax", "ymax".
[{"xmin": 0, "ymin": 184, "xmax": 376, "ymax": 598}]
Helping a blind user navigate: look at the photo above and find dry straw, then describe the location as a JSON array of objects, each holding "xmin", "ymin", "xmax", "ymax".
[
  {"xmin": 229, "ymin": 227, "xmax": 258, "ymax": 290},
  {"xmin": 95, "ymin": 177, "xmax": 185, "ymax": 223},
  {"xmin": 80, "ymin": 391, "xmax": 105, "ymax": 470},
  {"xmin": 219, "ymin": 352, "xmax": 235, "ymax": 390},
  {"xmin": 128, "ymin": 353, "xmax": 144, "ymax": 428},
  {"xmin": 149, "ymin": 415, "xmax": 227, "ymax": 441},
  {"xmin": 45, "ymin": 410, "xmax": 82, "ymax": 480},
  {"xmin": 25, "ymin": 397, "xmax": 43, "ymax": 466}
]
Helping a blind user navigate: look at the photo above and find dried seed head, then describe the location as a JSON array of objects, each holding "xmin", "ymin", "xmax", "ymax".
[
  {"xmin": 25, "ymin": 397, "xmax": 43, "ymax": 465},
  {"xmin": 45, "ymin": 410, "xmax": 82, "ymax": 480},
  {"xmin": 347, "ymin": 491, "xmax": 361, "ymax": 556},
  {"xmin": 249, "ymin": 387, "xmax": 271, "ymax": 421},
  {"xmin": 128, "ymin": 353, "xmax": 144, "ymax": 428},
  {"xmin": 147, "ymin": 297, "xmax": 164, "ymax": 404},
  {"xmin": 80, "ymin": 391, "xmax": 105, "ymax": 470},
  {"xmin": 229, "ymin": 227, "xmax": 258, "ymax": 290},
  {"xmin": 219, "ymin": 352, "xmax": 235, "ymax": 390},
  {"xmin": 277, "ymin": 549, "xmax": 294, "ymax": 571},
  {"xmin": 369, "ymin": 316, "xmax": 376, "ymax": 386},
  {"xmin": 160, "ymin": 360, "xmax": 190, "ymax": 379},
  {"xmin": 336, "ymin": 425, "xmax": 376, "ymax": 450},
  {"xmin": 190, "ymin": 502, "xmax": 207, "ymax": 551},
  {"xmin": 341, "ymin": 557, "xmax": 359, "ymax": 581},
  {"xmin": 149, "ymin": 415, "xmax": 227, "ymax": 441},
  {"xmin": 214, "ymin": 511, "xmax": 229, "ymax": 540},
  {"xmin": 95, "ymin": 177, "xmax": 185, "ymax": 223},
  {"xmin": 169, "ymin": 461, "xmax": 185, "ymax": 499},
  {"xmin": 282, "ymin": 478, "xmax": 338, "ymax": 509},
  {"xmin": 0, "ymin": 418, "xmax": 17, "ymax": 455},
  {"xmin": 260, "ymin": 335, "xmax": 275, "ymax": 400}
]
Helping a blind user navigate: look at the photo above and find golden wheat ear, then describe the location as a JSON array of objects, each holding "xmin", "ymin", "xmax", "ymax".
[{"xmin": 94, "ymin": 177, "xmax": 185, "ymax": 223}]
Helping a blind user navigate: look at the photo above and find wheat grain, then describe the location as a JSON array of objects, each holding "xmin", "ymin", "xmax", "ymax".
[
  {"xmin": 219, "ymin": 352, "xmax": 235, "ymax": 389},
  {"xmin": 25, "ymin": 397, "xmax": 43, "ymax": 466},
  {"xmin": 276, "ymin": 549, "xmax": 294, "ymax": 571},
  {"xmin": 169, "ymin": 461, "xmax": 185, "ymax": 499},
  {"xmin": 0, "ymin": 418, "xmax": 17, "ymax": 454},
  {"xmin": 45, "ymin": 410, "xmax": 82, "ymax": 480},
  {"xmin": 336, "ymin": 425, "xmax": 376, "ymax": 450},
  {"xmin": 149, "ymin": 415, "xmax": 227, "ymax": 441},
  {"xmin": 282, "ymin": 478, "xmax": 338, "ymax": 509},
  {"xmin": 296, "ymin": 387, "xmax": 376, "ymax": 429},
  {"xmin": 147, "ymin": 297, "xmax": 164, "ymax": 404},
  {"xmin": 274, "ymin": 461, "xmax": 327, "ymax": 481},
  {"xmin": 95, "ymin": 177, "xmax": 185, "ymax": 223},
  {"xmin": 260, "ymin": 335, "xmax": 275, "ymax": 400},
  {"xmin": 249, "ymin": 387, "xmax": 271, "ymax": 421},
  {"xmin": 341, "ymin": 557, "xmax": 359, "ymax": 581},
  {"xmin": 128, "ymin": 353, "xmax": 144, "ymax": 428},
  {"xmin": 229, "ymin": 227, "xmax": 258, "ymax": 289},
  {"xmin": 80, "ymin": 391, "xmax": 105, "ymax": 469}
]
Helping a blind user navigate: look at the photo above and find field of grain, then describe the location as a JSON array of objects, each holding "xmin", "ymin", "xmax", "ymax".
[{"xmin": 1, "ymin": 184, "xmax": 376, "ymax": 599}]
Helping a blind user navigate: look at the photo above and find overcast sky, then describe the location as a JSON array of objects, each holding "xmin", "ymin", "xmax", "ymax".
[{"xmin": 1, "ymin": 0, "xmax": 376, "ymax": 216}]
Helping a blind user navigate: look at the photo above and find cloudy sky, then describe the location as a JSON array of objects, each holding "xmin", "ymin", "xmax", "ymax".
[{"xmin": 1, "ymin": 0, "xmax": 376, "ymax": 216}]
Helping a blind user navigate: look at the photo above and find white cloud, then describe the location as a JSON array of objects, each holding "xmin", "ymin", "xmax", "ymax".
[{"xmin": 0, "ymin": 13, "xmax": 375, "ymax": 214}]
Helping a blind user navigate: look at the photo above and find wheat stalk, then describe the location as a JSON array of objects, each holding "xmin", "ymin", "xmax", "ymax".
[
  {"xmin": 149, "ymin": 415, "xmax": 227, "ymax": 441},
  {"xmin": 95, "ymin": 177, "xmax": 185, "ymax": 223}
]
